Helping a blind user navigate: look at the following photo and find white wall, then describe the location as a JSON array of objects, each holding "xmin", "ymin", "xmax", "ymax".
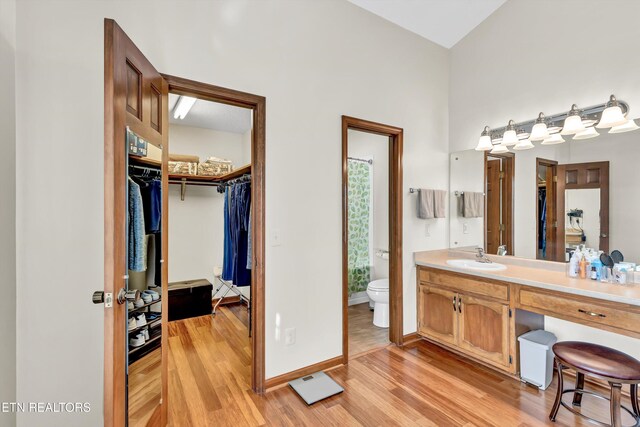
[
  {"xmin": 450, "ymin": 0, "xmax": 640, "ymax": 359},
  {"xmin": 167, "ymin": 124, "xmax": 250, "ymax": 297},
  {"xmin": 449, "ymin": 150, "xmax": 483, "ymax": 249},
  {"xmin": 14, "ymin": 1, "xmax": 449, "ymax": 425},
  {"xmin": 0, "ymin": 0, "xmax": 16, "ymax": 426},
  {"xmin": 348, "ymin": 130, "xmax": 389, "ymax": 282}
]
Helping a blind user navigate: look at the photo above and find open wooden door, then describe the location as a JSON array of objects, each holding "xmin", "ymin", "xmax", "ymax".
[
  {"xmin": 555, "ymin": 161, "xmax": 609, "ymax": 261},
  {"xmin": 104, "ymin": 19, "xmax": 168, "ymax": 427}
]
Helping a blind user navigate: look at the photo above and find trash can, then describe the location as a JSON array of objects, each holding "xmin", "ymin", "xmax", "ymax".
[{"xmin": 518, "ymin": 330, "xmax": 557, "ymax": 390}]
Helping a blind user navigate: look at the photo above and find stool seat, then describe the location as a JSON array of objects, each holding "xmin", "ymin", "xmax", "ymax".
[{"xmin": 553, "ymin": 341, "xmax": 640, "ymax": 382}]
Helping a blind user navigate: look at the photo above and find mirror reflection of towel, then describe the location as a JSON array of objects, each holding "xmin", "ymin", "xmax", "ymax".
[
  {"xmin": 434, "ymin": 190, "xmax": 446, "ymax": 218},
  {"xmin": 463, "ymin": 192, "xmax": 484, "ymax": 218},
  {"xmin": 417, "ymin": 189, "xmax": 434, "ymax": 219}
]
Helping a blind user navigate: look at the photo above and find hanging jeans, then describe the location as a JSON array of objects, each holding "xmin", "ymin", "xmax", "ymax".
[
  {"xmin": 141, "ymin": 178, "xmax": 162, "ymax": 233},
  {"xmin": 222, "ymin": 187, "xmax": 233, "ymax": 281}
]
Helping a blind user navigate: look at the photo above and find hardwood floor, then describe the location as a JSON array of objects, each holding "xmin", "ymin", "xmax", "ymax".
[
  {"xmin": 167, "ymin": 305, "xmax": 629, "ymax": 426},
  {"xmin": 128, "ymin": 347, "xmax": 162, "ymax": 427},
  {"xmin": 348, "ymin": 302, "xmax": 390, "ymax": 356}
]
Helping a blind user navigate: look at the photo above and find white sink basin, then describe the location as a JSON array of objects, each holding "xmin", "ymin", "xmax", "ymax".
[{"xmin": 446, "ymin": 259, "xmax": 507, "ymax": 271}]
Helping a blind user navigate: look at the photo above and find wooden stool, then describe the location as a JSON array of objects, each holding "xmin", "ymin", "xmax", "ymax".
[{"xmin": 549, "ymin": 341, "xmax": 640, "ymax": 427}]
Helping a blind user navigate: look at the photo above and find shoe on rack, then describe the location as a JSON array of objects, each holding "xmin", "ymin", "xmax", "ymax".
[
  {"xmin": 143, "ymin": 289, "xmax": 160, "ymax": 301},
  {"xmin": 135, "ymin": 313, "xmax": 147, "ymax": 328},
  {"xmin": 134, "ymin": 298, "xmax": 145, "ymax": 308},
  {"xmin": 127, "ymin": 301, "xmax": 134, "ymax": 310},
  {"xmin": 143, "ymin": 329, "xmax": 150, "ymax": 340},
  {"xmin": 128, "ymin": 317, "xmax": 137, "ymax": 331},
  {"xmin": 129, "ymin": 333, "xmax": 145, "ymax": 348},
  {"xmin": 141, "ymin": 293, "xmax": 153, "ymax": 304}
]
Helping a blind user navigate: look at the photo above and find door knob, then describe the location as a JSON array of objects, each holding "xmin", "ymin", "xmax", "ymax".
[
  {"xmin": 600, "ymin": 233, "xmax": 608, "ymax": 238},
  {"xmin": 92, "ymin": 291, "xmax": 113, "ymax": 308},
  {"xmin": 117, "ymin": 289, "xmax": 140, "ymax": 305}
]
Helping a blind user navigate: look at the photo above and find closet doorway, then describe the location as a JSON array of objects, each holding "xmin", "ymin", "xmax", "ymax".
[
  {"xmin": 341, "ymin": 116, "xmax": 403, "ymax": 362},
  {"xmin": 102, "ymin": 19, "xmax": 265, "ymax": 427}
]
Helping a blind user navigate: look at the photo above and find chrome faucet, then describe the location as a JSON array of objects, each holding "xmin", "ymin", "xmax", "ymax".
[{"xmin": 475, "ymin": 247, "xmax": 492, "ymax": 263}]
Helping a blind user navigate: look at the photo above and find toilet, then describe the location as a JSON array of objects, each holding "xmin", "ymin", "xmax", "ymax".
[{"xmin": 366, "ymin": 278, "xmax": 389, "ymax": 328}]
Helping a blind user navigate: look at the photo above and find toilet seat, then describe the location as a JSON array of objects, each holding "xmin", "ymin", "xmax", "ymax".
[{"xmin": 367, "ymin": 279, "xmax": 389, "ymax": 292}]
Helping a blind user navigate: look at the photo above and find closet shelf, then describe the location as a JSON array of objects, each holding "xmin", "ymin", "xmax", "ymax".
[
  {"xmin": 129, "ymin": 155, "xmax": 162, "ymax": 168},
  {"xmin": 168, "ymin": 164, "xmax": 251, "ymax": 201}
]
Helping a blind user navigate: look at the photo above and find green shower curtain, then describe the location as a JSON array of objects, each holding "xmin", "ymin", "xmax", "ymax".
[{"xmin": 347, "ymin": 159, "xmax": 372, "ymax": 296}]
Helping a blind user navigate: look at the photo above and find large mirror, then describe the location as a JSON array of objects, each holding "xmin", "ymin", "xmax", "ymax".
[{"xmin": 449, "ymin": 122, "xmax": 639, "ymax": 263}]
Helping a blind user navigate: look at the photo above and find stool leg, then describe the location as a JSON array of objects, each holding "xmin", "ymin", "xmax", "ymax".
[
  {"xmin": 549, "ymin": 361, "xmax": 564, "ymax": 422},
  {"xmin": 610, "ymin": 382, "xmax": 622, "ymax": 427},
  {"xmin": 572, "ymin": 372, "xmax": 585, "ymax": 407},
  {"xmin": 631, "ymin": 384, "xmax": 639, "ymax": 417}
]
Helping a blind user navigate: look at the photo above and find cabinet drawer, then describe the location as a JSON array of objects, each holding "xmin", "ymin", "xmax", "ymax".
[
  {"xmin": 418, "ymin": 268, "xmax": 509, "ymax": 301},
  {"xmin": 519, "ymin": 288, "xmax": 640, "ymax": 336}
]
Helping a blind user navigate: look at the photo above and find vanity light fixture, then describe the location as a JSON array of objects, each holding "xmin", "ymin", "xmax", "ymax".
[
  {"xmin": 609, "ymin": 118, "xmax": 639, "ymax": 134},
  {"xmin": 501, "ymin": 120, "xmax": 519, "ymax": 146},
  {"xmin": 475, "ymin": 126, "xmax": 494, "ymax": 151},
  {"xmin": 529, "ymin": 113, "xmax": 550, "ymax": 141},
  {"xmin": 478, "ymin": 95, "xmax": 631, "ymax": 150},
  {"xmin": 560, "ymin": 104, "xmax": 586, "ymax": 135},
  {"xmin": 490, "ymin": 144, "xmax": 509, "ymax": 154},
  {"xmin": 513, "ymin": 138, "xmax": 534, "ymax": 150},
  {"xmin": 541, "ymin": 134, "xmax": 565, "ymax": 145},
  {"xmin": 573, "ymin": 126, "xmax": 599, "ymax": 140},
  {"xmin": 173, "ymin": 96, "xmax": 197, "ymax": 120},
  {"xmin": 596, "ymin": 95, "xmax": 627, "ymax": 128}
]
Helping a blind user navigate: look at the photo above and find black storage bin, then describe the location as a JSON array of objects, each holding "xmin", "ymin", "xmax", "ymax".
[{"xmin": 168, "ymin": 279, "xmax": 213, "ymax": 321}]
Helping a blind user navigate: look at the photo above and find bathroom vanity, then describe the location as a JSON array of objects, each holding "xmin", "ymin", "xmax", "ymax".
[{"xmin": 415, "ymin": 250, "xmax": 640, "ymax": 377}]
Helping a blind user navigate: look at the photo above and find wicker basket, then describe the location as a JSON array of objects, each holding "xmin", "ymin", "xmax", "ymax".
[{"xmin": 198, "ymin": 157, "xmax": 233, "ymax": 177}]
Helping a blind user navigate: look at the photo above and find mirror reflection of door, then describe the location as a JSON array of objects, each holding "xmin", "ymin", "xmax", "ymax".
[
  {"xmin": 536, "ymin": 158, "xmax": 557, "ymax": 261},
  {"xmin": 556, "ymin": 161, "xmax": 609, "ymax": 261},
  {"xmin": 484, "ymin": 153, "xmax": 514, "ymax": 255}
]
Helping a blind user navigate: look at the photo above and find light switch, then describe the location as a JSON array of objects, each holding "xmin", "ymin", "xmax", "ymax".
[{"xmin": 463, "ymin": 223, "xmax": 469, "ymax": 234}]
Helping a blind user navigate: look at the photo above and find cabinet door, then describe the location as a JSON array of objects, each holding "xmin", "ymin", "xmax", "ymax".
[
  {"xmin": 418, "ymin": 285, "xmax": 458, "ymax": 346},
  {"xmin": 458, "ymin": 294, "xmax": 510, "ymax": 367}
]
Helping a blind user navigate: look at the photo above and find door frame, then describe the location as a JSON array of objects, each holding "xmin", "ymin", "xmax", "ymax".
[
  {"xmin": 161, "ymin": 74, "xmax": 267, "ymax": 394},
  {"xmin": 341, "ymin": 115, "xmax": 403, "ymax": 363},
  {"xmin": 535, "ymin": 158, "xmax": 558, "ymax": 261}
]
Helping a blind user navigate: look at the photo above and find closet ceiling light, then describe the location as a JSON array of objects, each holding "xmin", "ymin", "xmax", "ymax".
[
  {"xmin": 490, "ymin": 144, "xmax": 509, "ymax": 154},
  {"xmin": 502, "ymin": 120, "xmax": 519, "ymax": 146},
  {"xmin": 475, "ymin": 126, "xmax": 494, "ymax": 151},
  {"xmin": 573, "ymin": 126, "xmax": 599, "ymax": 140},
  {"xmin": 560, "ymin": 104, "xmax": 586, "ymax": 135},
  {"xmin": 609, "ymin": 118, "xmax": 639, "ymax": 134},
  {"xmin": 596, "ymin": 95, "xmax": 627, "ymax": 128},
  {"xmin": 529, "ymin": 113, "xmax": 550, "ymax": 141},
  {"xmin": 513, "ymin": 139, "xmax": 534, "ymax": 150},
  {"xmin": 541, "ymin": 134, "xmax": 565, "ymax": 145},
  {"xmin": 173, "ymin": 96, "xmax": 197, "ymax": 120}
]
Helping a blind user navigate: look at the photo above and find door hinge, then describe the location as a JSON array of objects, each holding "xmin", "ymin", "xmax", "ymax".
[
  {"xmin": 509, "ymin": 308, "xmax": 512, "ymax": 318},
  {"xmin": 499, "ymin": 224, "xmax": 506, "ymax": 231},
  {"xmin": 509, "ymin": 355, "xmax": 513, "ymax": 364},
  {"xmin": 499, "ymin": 171, "xmax": 505, "ymax": 179},
  {"xmin": 553, "ymin": 221, "xmax": 558, "ymax": 228},
  {"xmin": 553, "ymin": 175, "xmax": 558, "ymax": 183}
]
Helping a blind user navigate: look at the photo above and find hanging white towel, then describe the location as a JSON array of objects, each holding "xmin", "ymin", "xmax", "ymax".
[{"xmin": 417, "ymin": 189, "xmax": 434, "ymax": 219}]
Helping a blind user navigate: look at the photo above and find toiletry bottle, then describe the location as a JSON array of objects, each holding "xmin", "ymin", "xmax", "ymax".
[
  {"xmin": 569, "ymin": 250, "xmax": 579, "ymax": 278},
  {"xmin": 579, "ymin": 255, "xmax": 587, "ymax": 279},
  {"xmin": 590, "ymin": 265, "xmax": 597, "ymax": 280}
]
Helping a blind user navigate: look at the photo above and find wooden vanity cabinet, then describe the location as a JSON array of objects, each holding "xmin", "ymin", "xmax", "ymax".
[
  {"xmin": 418, "ymin": 285, "xmax": 457, "ymax": 346},
  {"xmin": 417, "ymin": 267, "xmax": 514, "ymax": 373}
]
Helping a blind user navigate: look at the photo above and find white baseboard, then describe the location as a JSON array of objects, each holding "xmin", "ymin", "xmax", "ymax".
[{"xmin": 348, "ymin": 291, "xmax": 370, "ymax": 306}]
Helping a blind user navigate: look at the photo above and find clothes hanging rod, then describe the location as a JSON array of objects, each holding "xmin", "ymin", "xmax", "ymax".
[{"xmin": 348, "ymin": 156, "xmax": 373, "ymax": 164}]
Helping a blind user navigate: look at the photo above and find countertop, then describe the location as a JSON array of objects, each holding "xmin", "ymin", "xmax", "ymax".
[{"xmin": 414, "ymin": 249, "xmax": 640, "ymax": 307}]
